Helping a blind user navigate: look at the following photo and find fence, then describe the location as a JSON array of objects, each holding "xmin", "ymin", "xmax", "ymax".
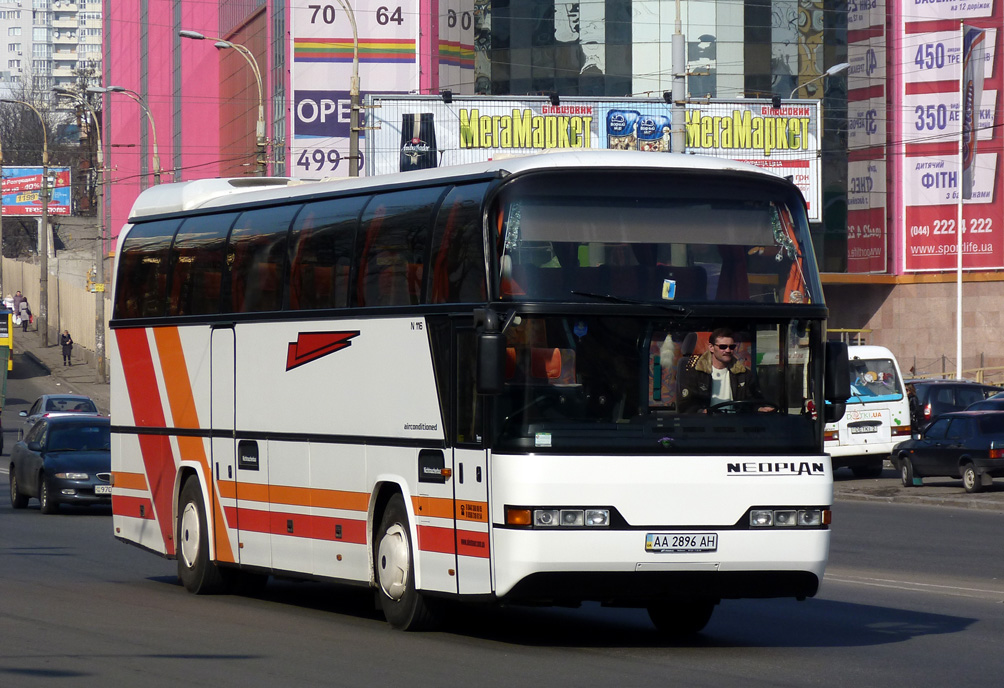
[{"xmin": 1, "ymin": 256, "xmax": 112, "ymax": 367}]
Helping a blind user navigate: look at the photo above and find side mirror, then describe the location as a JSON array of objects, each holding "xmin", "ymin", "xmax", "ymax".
[
  {"xmin": 477, "ymin": 332, "xmax": 506, "ymax": 395},
  {"xmin": 824, "ymin": 402, "xmax": 846, "ymax": 424},
  {"xmin": 27, "ymin": 441, "xmax": 42, "ymax": 452},
  {"xmin": 824, "ymin": 341, "xmax": 850, "ymax": 403},
  {"xmin": 19, "ymin": 411, "xmax": 27, "ymax": 417}
]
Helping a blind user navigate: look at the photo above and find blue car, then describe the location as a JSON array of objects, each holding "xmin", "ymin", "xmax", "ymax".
[
  {"xmin": 893, "ymin": 410, "xmax": 1004, "ymax": 493},
  {"xmin": 8, "ymin": 416, "xmax": 111, "ymax": 513}
]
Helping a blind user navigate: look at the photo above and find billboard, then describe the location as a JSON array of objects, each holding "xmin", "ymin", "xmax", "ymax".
[
  {"xmin": 366, "ymin": 95, "xmax": 823, "ymax": 220},
  {"xmin": 1, "ymin": 167, "xmax": 72, "ymax": 216}
]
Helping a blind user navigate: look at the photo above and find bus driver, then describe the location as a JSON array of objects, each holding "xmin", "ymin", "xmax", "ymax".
[{"xmin": 678, "ymin": 327, "xmax": 769, "ymax": 413}]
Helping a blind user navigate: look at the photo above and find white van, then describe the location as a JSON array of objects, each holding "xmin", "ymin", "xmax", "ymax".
[{"xmin": 825, "ymin": 345, "xmax": 911, "ymax": 477}]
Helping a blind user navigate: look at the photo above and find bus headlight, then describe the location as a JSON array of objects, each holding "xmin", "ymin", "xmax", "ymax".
[
  {"xmin": 584, "ymin": 509, "xmax": 610, "ymax": 526},
  {"xmin": 534, "ymin": 509, "xmax": 560, "ymax": 527},
  {"xmin": 506, "ymin": 506, "xmax": 612, "ymax": 528},
  {"xmin": 749, "ymin": 508, "xmax": 829, "ymax": 528}
]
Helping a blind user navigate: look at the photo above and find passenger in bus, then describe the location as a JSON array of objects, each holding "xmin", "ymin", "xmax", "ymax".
[{"xmin": 678, "ymin": 327, "xmax": 769, "ymax": 413}]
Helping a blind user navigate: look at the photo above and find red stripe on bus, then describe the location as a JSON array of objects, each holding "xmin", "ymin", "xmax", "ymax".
[
  {"xmin": 116, "ymin": 328, "xmax": 177, "ymax": 555},
  {"xmin": 457, "ymin": 530, "xmax": 490, "ymax": 559},
  {"xmin": 112, "ymin": 494, "xmax": 156, "ymax": 519},
  {"xmin": 417, "ymin": 525, "xmax": 456, "ymax": 555},
  {"xmin": 223, "ymin": 507, "xmax": 368, "ymax": 545}
]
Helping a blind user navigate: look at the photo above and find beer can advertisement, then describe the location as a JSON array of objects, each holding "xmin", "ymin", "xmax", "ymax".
[
  {"xmin": 1, "ymin": 167, "xmax": 72, "ymax": 216},
  {"xmin": 366, "ymin": 95, "xmax": 823, "ymax": 221}
]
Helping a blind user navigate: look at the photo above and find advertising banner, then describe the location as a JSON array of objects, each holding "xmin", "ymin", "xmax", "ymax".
[
  {"xmin": 847, "ymin": 158, "xmax": 887, "ymax": 272},
  {"xmin": 961, "ymin": 25, "xmax": 987, "ymax": 199},
  {"xmin": 367, "ymin": 95, "xmax": 823, "ymax": 220},
  {"xmin": 0, "ymin": 167, "xmax": 72, "ymax": 216}
]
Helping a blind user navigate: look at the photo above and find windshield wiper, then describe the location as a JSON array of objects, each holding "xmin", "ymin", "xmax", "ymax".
[{"xmin": 570, "ymin": 290, "xmax": 690, "ymax": 314}]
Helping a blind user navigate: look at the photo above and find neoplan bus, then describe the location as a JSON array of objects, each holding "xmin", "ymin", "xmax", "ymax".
[
  {"xmin": 825, "ymin": 345, "xmax": 911, "ymax": 478},
  {"xmin": 110, "ymin": 150, "xmax": 849, "ymax": 635}
]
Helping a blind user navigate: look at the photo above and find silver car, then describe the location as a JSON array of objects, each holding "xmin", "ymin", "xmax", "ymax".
[{"xmin": 19, "ymin": 394, "xmax": 101, "ymax": 441}]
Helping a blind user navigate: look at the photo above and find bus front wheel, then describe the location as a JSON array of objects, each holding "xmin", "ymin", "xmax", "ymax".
[
  {"xmin": 647, "ymin": 599, "xmax": 717, "ymax": 638},
  {"xmin": 177, "ymin": 477, "xmax": 228, "ymax": 594},
  {"xmin": 374, "ymin": 493, "xmax": 438, "ymax": 631}
]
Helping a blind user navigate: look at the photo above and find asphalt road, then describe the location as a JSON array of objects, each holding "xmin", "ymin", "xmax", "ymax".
[{"xmin": 3, "ymin": 352, "xmax": 1004, "ymax": 687}]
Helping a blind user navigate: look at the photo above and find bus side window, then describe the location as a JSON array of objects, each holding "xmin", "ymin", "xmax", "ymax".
[
  {"xmin": 228, "ymin": 205, "xmax": 301, "ymax": 313},
  {"xmin": 114, "ymin": 219, "xmax": 179, "ymax": 319},
  {"xmin": 357, "ymin": 187, "xmax": 447, "ymax": 307},
  {"xmin": 167, "ymin": 213, "xmax": 235, "ymax": 317},
  {"xmin": 288, "ymin": 196, "xmax": 365, "ymax": 310},
  {"xmin": 428, "ymin": 183, "xmax": 489, "ymax": 304}
]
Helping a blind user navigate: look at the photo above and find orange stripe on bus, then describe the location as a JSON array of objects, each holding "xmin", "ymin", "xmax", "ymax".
[
  {"xmin": 152, "ymin": 327, "xmax": 236, "ymax": 565},
  {"xmin": 113, "ymin": 472, "xmax": 148, "ymax": 491},
  {"xmin": 412, "ymin": 495, "xmax": 454, "ymax": 520}
]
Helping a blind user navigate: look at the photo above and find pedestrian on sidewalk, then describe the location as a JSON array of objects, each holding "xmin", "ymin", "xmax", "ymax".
[
  {"xmin": 17, "ymin": 296, "xmax": 30, "ymax": 332},
  {"xmin": 60, "ymin": 330, "xmax": 74, "ymax": 366}
]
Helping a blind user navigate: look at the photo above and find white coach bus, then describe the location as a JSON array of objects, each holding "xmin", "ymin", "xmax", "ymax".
[{"xmin": 109, "ymin": 150, "xmax": 849, "ymax": 635}]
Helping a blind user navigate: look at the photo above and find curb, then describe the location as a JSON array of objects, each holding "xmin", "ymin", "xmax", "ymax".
[{"xmin": 835, "ymin": 490, "xmax": 1004, "ymax": 513}]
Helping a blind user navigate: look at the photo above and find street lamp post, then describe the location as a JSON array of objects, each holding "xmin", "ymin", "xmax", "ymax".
[
  {"xmin": 789, "ymin": 62, "xmax": 851, "ymax": 100},
  {"xmin": 54, "ymin": 86, "xmax": 107, "ymax": 382},
  {"xmin": 334, "ymin": 0, "xmax": 361, "ymax": 176},
  {"xmin": 90, "ymin": 85, "xmax": 161, "ymax": 185},
  {"xmin": 1, "ymin": 99, "xmax": 49, "ymax": 347},
  {"xmin": 180, "ymin": 29, "xmax": 267, "ymax": 176}
]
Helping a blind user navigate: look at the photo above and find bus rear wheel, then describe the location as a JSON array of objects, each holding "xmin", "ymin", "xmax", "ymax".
[
  {"xmin": 647, "ymin": 599, "xmax": 717, "ymax": 638},
  {"xmin": 177, "ymin": 477, "xmax": 228, "ymax": 594},
  {"xmin": 374, "ymin": 493, "xmax": 438, "ymax": 631}
]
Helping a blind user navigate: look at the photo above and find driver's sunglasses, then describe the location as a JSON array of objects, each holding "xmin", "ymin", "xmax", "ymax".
[{"xmin": 715, "ymin": 344, "xmax": 738, "ymax": 351}]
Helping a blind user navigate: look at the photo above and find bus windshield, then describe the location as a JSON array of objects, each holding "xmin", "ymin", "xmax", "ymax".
[
  {"xmin": 496, "ymin": 170, "xmax": 819, "ymax": 305},
  {"xmin": 492, "ymin": 316, "xmax": 821, "ymax": 455}
]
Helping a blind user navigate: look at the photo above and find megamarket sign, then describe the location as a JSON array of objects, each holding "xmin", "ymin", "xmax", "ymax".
[{"xmin": 366, "ymin": 95, "xmax": 823, "ymax": 221}]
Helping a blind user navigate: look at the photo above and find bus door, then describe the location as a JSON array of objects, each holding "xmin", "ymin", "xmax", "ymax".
[
  {"xmin": 210, "ymin": 325, "xmax": 243, "ymax": 567},
  {"xmin": 452, "ymin": 328, "xmax": 492, "ymax": 595}
]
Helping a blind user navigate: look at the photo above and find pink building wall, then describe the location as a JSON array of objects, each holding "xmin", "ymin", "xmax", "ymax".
[{"xmin": 106, "ymin": 1, "xmax": 222, "ymax": 242}]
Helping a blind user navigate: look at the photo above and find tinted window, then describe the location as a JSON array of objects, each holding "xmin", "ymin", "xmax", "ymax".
[
  {"xmin": 45, "ymin": 397, "xmax": 97, "ymax": 413},
  {"xmin": 288, "ymin": 196, "xmax": 366, "ymax": 310},
  {"xmin": 47, "ymin": 423, "xmax": 110, "ymax": 452},
  {"xmin": 168, "ymin": 213, "xmax": 235, "ymax": 316},
  {"xmin": 925, "ymin": 418, "xmax": 949, "ymax": 440},
  {"xmin": 356, "ymin": 187, "xmax": 447, "ymax": 306},
  {"xmin": 956, "ymin": 387, "xmax": 986, "ymax": 408},
  {"xmin": 978, "ymin": 415, "xmax": 1004, "ymax": 434},
  {"xmin": 946, "ymin": 418, "xmax": 972, "ymax": 441},
  {"xmin": 429, "ymin": 183, "xmax": 489, "ymax": 304},
  {"xmin": 228, "ymin": 205, "xmax": 301, "ymax": 312},
  {"xmin": 114, "ymin": 220, "xmax": 179, "ymax": 318}
]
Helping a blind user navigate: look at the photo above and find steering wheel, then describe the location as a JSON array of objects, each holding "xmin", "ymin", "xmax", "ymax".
[{"xmin": 708, "ymin": 399, "xmax": 781, "ymax": 414}]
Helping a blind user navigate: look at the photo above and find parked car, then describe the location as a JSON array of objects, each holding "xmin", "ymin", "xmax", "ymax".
[
  {"xmin": 9, "ymin": 415, "xmax": 112, "ymax": 513},
  {"xmin": 19, "ymin": 394, "xmax": 100, "ymax": 440},
  {"xmin": 892, "ymin": 410, "xmax": 1004, "ymax": 493},
  {"xmin": 965, "ymin": 392, "xmax": 1004, "ymax": 411},
  {"xmin": 905, "ymin": 380, "xmax": 1002, "ymax": 432}
]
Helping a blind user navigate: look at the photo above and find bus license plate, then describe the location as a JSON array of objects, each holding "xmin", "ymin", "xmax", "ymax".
[
  {"xmin": 94, "ymin": 485, "xmax": 112, "ymax": 495},
  {"xmin": 645, "ymin": 533, "xmax": 718, "ymax": 553}
]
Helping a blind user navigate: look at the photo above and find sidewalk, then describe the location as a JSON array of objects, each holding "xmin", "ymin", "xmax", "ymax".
[{"xmin": 14, "ymin": 325, "xmax": 110, "ymax": 415}]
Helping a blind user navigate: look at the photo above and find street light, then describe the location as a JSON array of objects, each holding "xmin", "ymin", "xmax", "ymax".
[
  {"xmin": 90, "ymin": 85, "xmax": 161, "ymax": 185},
  {"xmin": 0, "ymin": 98, "xmax": 50, "ymax": 347},
  {"xmin": 180, "ymin": 29, "xmax": 267, "ymax": 176},
  {"xmin": 333, "ymin": 0, "xmax": 361, "ymax": 177},
  {"xmin": 789, "ymin": 62, "xmax": 850, "ymax": 99},
  {"xmin": 53, "ymin": 86, "xmax": 108, "ymax": 382}
]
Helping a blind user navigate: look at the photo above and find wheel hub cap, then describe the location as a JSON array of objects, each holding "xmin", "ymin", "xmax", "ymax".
[
  {"xmin": 377, "ymin": 523, "xmax": 409, "ymax": 601},
  {"xmin": 180, "ymin": 502, "xmax": 200, "ymax": 568}
]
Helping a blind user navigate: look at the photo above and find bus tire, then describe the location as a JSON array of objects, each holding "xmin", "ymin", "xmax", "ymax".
[
  {"xmin": 374, "ymin": 493, "xmax": 438, "ymax": 631},
  {"xmin": 177, "ymin": 477, "xmax": 227, "ymax": 594},
  {"xmin": 647, "ymin": 599, "xmax": 717, "ymax": 639},
  {"xmin": 899, "ymin": 456, "xmax": 914, "ymax": 487},
  {"xmin": 10, "ymin": 468, "xmax": 28, "ymax": 508}
]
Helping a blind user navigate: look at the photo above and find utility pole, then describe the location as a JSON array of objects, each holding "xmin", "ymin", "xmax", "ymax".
[{"xmin": 670, "ymin": 0, "xmax": 686, "ymax": 153}]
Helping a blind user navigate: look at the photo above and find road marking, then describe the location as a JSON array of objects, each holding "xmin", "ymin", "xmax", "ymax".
[{"xmin": 826, "ymin": 572, "xmax": 1004, "ymax": 600}]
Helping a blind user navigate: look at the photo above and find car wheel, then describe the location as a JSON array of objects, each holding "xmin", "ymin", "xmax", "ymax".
[
  {"xmin": 899, "ymin": 456, "xmax": 915, "ymax": 487},
  {"xmin": 177, "ymin": 477, "xmax": 228, "ymax": 594},
  {"xmin": 39, "ymin": 474, "xmax": 59, "ymax": 514},
  {"xmin": 374, "ymin": 493, "xmax": 439, "ymax": 630},
  {"xmin": 10, "ymin": 468, "xmax": 28, "ymax": 509},
  {"xmin": 962, "ymin": 463, "xmax": 983, "ymax": 494},
  {"xmin": 647, "ymin": 599, "xmax": 718, "ymax": 639}
]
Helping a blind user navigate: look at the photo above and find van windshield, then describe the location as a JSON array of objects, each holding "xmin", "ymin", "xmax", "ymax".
[{"xmin": 848, "ymin": 358, "xmax": 903, "ymax": 403}]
